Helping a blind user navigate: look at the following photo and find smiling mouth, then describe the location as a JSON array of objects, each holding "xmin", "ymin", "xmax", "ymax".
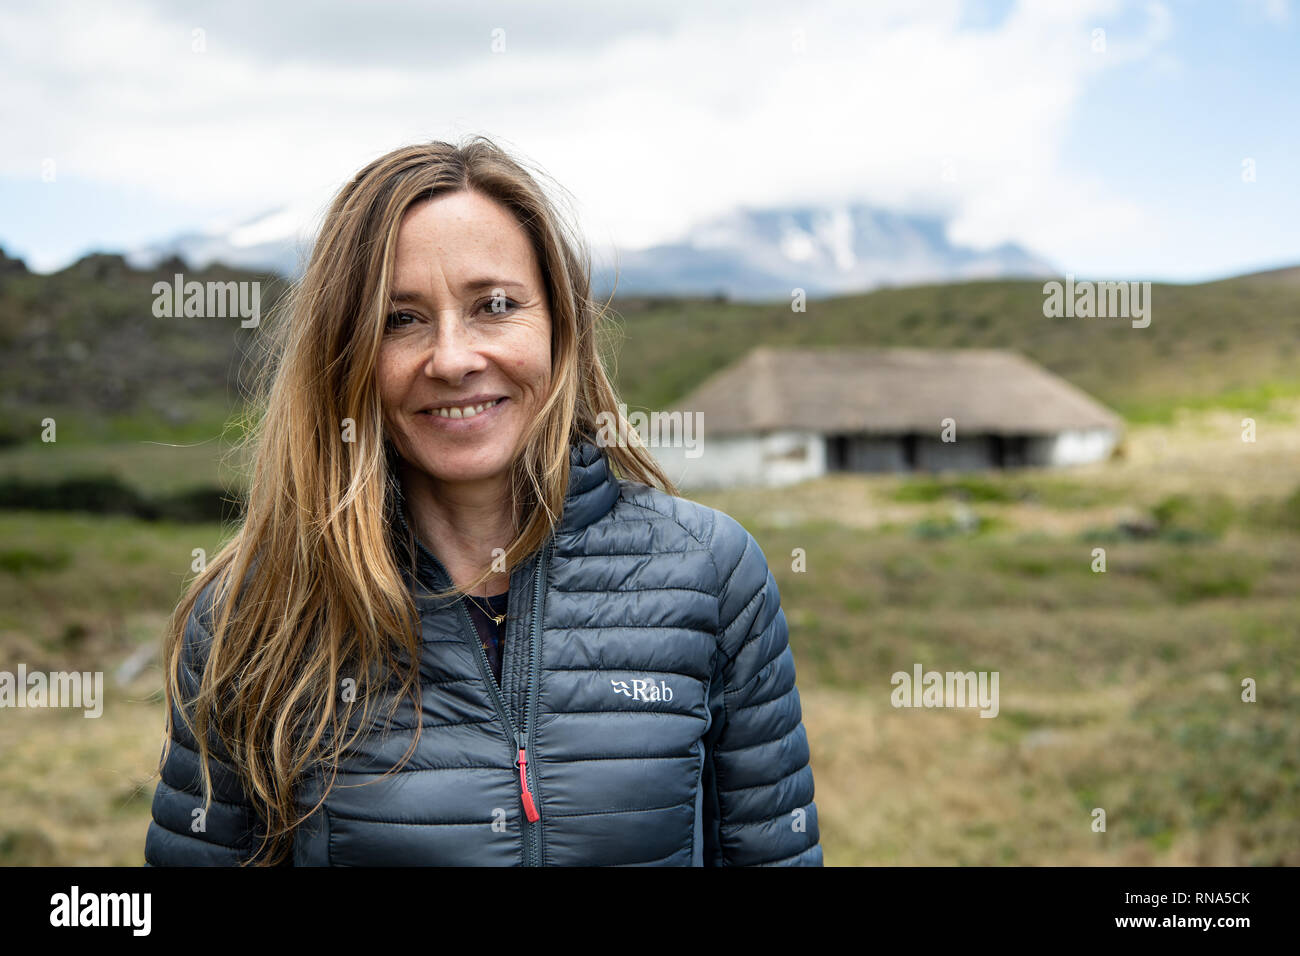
[{"xmin": 421, "ymin": 396, "xmax": 507, "ymax": 420}]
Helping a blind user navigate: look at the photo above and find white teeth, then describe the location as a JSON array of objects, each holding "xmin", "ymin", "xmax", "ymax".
[{"xmin": 431, "ymin": 398, "xmax": 502, "ymax": 419}]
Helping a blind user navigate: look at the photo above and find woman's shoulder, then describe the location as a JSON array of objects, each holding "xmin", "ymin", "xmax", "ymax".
[
  {"xmin": 174, "ymin": 574, "xmax": 228, "ymax": 674},
  {"xmin": 609, "ymin": 478, "xmax": 765, "ymax": 586},
  {"xmin": 178, "ymin": 560, "xmax": 258, "ymax": 659}
]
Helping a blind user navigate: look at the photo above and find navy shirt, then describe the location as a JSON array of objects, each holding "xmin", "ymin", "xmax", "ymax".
[{"xmin": 464, "ymin": 590, "xmax": 509, "ymax": 685}]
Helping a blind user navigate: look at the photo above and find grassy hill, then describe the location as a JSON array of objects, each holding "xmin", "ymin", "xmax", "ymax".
[
  {"xmin": 606, "ymin": 272, "xmax": 1300, "ymax": 424},
  {"xmin": 0, "ymin": 250, "xmax": 287, "ymax": 446},
  {"xmin": 3, "ymin": 250, "xmax": 1299, "ymax": 455}
]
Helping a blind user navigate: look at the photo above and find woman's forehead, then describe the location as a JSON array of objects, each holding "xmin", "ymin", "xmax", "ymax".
[{"xmin": 392, "ymin": 194, "xmax": 539, "ymax": 289}]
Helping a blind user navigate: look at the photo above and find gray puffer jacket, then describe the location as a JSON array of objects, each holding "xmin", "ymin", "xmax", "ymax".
[{"xmin": 144, "ymin": 437, "xmax": 822, "ymax": 866}]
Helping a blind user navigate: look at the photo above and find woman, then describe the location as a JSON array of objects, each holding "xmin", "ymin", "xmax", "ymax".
[{"xmin": 143, "ymin": 136, "xmax": 822, "ymax": 866}]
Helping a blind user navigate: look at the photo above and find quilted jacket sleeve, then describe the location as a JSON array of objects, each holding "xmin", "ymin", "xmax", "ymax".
[
  {"xmin": 701, "ymin": 509, "xmax": 822, "ymax": 866},
  {"xmin": 143, "ymin": 596, "xmax": 279, "ymax": 866}
]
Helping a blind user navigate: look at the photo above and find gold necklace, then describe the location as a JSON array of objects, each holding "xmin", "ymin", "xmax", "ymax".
[{"xmin": 464, "ymin": 591, "xmax": 507, "ymax": 626}]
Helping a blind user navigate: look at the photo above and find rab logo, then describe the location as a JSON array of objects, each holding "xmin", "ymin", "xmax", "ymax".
[{"xmin": 610, "ymin": 678, "xmax": 674, "ymax": 703}]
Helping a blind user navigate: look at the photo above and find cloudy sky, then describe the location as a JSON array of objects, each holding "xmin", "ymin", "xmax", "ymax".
[{"xmin": 1, "ymin": 0, "xmax": 1296, "ymax": 280}]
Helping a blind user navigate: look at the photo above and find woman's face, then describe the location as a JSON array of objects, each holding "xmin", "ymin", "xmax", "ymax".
[{"xmin": 377, "ymin": 189, "xmax": 552, "ymax": 491}]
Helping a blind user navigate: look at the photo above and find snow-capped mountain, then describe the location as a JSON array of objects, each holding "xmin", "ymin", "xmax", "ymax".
[
  {"xmin": 128, "ymin": 201, "xmax": 1054, "ymax": 300},
  {"xmin": 591, "ymin": 204, "xmax": 1055, "ymax": 300},
  {"xmin": 125, "ymin": 200, "xmax": 324, "ymax": 277}
]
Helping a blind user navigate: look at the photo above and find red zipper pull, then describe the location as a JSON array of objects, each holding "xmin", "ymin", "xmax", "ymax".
[{"xmin": 516, "ymin": 747, "xmax": 541, "ymax": 822}]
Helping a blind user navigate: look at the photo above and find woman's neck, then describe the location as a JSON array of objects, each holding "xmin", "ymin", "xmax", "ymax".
[{"xmin": 399, "ymin": 462, "xmax": 515, "ymax": 597}]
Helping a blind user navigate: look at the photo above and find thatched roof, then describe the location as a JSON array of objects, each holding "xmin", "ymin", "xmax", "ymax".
[{"xmin": 663, "ymin": 347, "xmax": 1123, "ymax": 437}]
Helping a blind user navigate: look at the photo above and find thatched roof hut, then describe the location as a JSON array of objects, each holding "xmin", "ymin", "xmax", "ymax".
[
  {"xmin": 645, "ymin": 347, "xmax": 1123, "ymax": 487},
  {"xmin": 669, "ymin": 346, "xmax": 1122, "ymax": 436}
]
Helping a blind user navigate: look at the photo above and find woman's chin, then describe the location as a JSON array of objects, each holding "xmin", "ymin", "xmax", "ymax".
[{"xmin": 408, "ymin": 447, "xmax": 514, "ymax": 486}]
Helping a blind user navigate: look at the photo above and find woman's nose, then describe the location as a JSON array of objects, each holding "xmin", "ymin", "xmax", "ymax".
[{"xmin": 422, "ymin": 310, "xmax": 485, "ymax": 380}]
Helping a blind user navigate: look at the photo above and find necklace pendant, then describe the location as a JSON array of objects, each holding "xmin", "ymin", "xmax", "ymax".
[{"xmin": 491, "ymin": 613, "xmax": 505, "ymax": 625}]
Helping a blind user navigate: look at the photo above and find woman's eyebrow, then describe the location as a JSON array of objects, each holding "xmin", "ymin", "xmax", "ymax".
[
  {"xmin": 388, "ymin": 278, "xmax": 529, "ymax": 304},
  {"xmin": 462, "ymin": 277, "xmax": 528, "ymax": 293}
]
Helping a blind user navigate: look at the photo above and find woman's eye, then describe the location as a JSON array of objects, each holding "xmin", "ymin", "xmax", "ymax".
[
  {"xmin": 478, "ymin": 297, "xmax": 519, "ymax": 314},
  {"xmin": 385, "ymin": 310, "xmax": 418, "ymax": 330}
]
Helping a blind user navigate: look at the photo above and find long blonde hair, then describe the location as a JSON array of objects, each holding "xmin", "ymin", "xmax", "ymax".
[{"xmin": 159, "ymin": 136, "xmax": 677, "ymax": 865}]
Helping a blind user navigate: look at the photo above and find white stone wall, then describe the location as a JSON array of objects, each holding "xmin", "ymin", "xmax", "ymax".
[
  {"xmin": 1027, "ymin": 428, "xmax": 1119, "ymax": 466},
  {"xmin": 649, "ymin": 427, "xmax": 1119, "ymax": 488},
  {"xmin": 648, "ymin": 430, "xmax": 825, "ymax": 489}
]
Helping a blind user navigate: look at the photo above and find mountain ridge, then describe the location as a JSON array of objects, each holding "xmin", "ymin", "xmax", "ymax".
[{"xmin": 121, "ymin": 201, "xmax": 1055, "ymax": 301}]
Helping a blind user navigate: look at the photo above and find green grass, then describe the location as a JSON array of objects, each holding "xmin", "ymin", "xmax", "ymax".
[
  {"xmin": 0, "ymin": 414, "xmax": 250, "ymax": 493},
  {"xmin": 1115, "ymin": 379, "xmax": 1300, "ymax": 425},
  {"xmin": 2, "ymin": 499, "xmax": 1297, "ymax": 864},
  {"xmin": 0, "ymin": 511, "xmax": 231, "ymax": 646},
  {"xmin": 888, "ymin": 474, "xmax": 1125, "ymax": 509}
]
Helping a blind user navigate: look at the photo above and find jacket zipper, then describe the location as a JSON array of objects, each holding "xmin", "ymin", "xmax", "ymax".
[
  {"xmin": 424, "ymin": 539, "xmax": 550, "ymax": 865},
  {"xmin": 521, "ymin": 539, "xmax": 550, "ymax": 864}
]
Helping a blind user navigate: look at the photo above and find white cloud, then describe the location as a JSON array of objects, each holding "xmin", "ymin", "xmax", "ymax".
[
  {"xmin": 0, "ymin": 0, "xmax": 1176, "ymax": 274},
  {"xmin": 1242, "ymin": 0, "xmax": 1290, "ymax": 24}
]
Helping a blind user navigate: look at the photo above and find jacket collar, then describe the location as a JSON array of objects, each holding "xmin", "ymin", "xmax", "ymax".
[{"xmin": 559, "ymin": 437, "xmax": 621, "ymax": 536}]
